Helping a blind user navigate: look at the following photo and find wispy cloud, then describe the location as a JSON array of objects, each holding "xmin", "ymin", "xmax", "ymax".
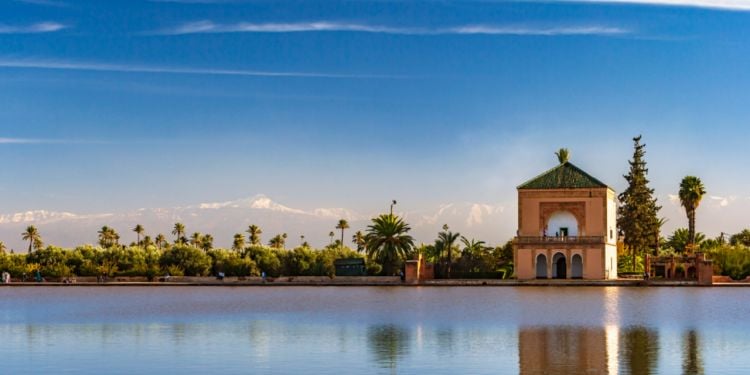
[
  {"xmin": 12, "ymin": 0, "xmax": 67, "ymax": 6},
  {"xmin": 0, "ymin": 137, "xmax": 66, "ymax": 144},
  {"xmin": 0, "ymin": 22, "xmax": 67, "ymax": 34},
  {"xmin": 0, "ymin": 58, "xmax": 406, "ymax": 79},
  {"xmin": 159, "ymin": 20, "xmax": 631, "ymax": 36},
  {"xmin": 557, "ymin": 0, "xmax": 750, "ymax": 11}
]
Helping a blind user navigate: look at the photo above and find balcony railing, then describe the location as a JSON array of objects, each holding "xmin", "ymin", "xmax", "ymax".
[{"xmin": 514, "ymin": 236, "xmax": 605, "ymax": 245}]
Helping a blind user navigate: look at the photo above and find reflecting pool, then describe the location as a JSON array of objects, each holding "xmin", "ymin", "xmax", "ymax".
[{"xmin": 1, "ymin": 286, "xmax": 749, "ymax": 374}]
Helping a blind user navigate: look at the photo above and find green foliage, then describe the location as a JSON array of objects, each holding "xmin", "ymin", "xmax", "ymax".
[
  {"xmin": 618, "ymin": 254, "xmax": 645, "ymax": 273},
  {"xmin": 679, "ymin": 176, "xmax": 707, "ymax": 247},
  {"xmin": 0, "ymin": 252, "xmax": 32, "ymax": 278},
  {"xmin": 159, "ymin": 245, "xmax": 211, "ymax": 276},
  {"xmin": 244, "ymin": 246, "xmax": 282, "ymax": 277},
  {"xmin": 21, "ymin": 225, "xmax": 42, "ymax": 253},
  {"xmin": 0, "ymin": 223, "xmax": 518, "ymax": 281},
  {"xmin": 450, "ymin": 240, "xmax": 514, "ymax": 278},
  {"xmin": 246, "ymin": 224, "xmax": 262, "ymax": 246},
  {"xmin": 97, "ymin": 226, "xmax": 120, "ymax": 248},
  {"xmin": 208, "ymin": 249, "xmax": 258, "ymax": 277},
  {"xmin": 165, "ymin": 264, "xmax": 185, "ymax": 277},
  {"xmin": 707, "ymin": 245, "xmax": 750, "ymax": 280},
  {"xmin": 730, "ymin": 230, "xmax": 750, "ymax": 247},
  {"xmin": 617, "ymin": 135, "xmax": 662, "ymax": 270},
  {"xmin": 365, "ymin": 214, "xmax": 415, "ymax": 275},
  {"xmin": 366, "ymin": 262, "xmax": 383, "ymax": 276},
  {"xmin": 666, "ymin": 229, "xmax": 706, "ymax": 253}
]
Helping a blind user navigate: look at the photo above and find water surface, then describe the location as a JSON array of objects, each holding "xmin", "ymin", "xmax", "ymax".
[{"xmin": 1, "ymin": 286, "xmax": 748, "ymax": 374}]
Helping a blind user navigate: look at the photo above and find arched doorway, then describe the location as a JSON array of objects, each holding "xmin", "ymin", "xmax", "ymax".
[
  {"xmin": 536, "ymin": 254, "xmax": 548, "ymax": 279},
  {"xmin": 571, "ymin": 254, "xmax": 583, "ymax": 279},
  {"xmin": 552, "ymin": 253, "xmax": 566, "ymax": 279},
  {"xmin": 687, "ymin": 266, "xmax": 697, "ymax": 279}
]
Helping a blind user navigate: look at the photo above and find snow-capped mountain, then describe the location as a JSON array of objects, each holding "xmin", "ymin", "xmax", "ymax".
[{"xmin": 0, "ymin": 195, "xmax": 513, "ymax": 251}]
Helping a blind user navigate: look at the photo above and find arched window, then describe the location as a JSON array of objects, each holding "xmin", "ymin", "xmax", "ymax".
[
  {"xmin": 571, "ymin": 254, "xmax": 583, "ymax": 279},
  {"xmin": 536, "ymin": 254, "xmax": 548, "ymax": 279}
]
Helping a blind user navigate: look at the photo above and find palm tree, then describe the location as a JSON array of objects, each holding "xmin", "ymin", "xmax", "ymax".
[
  {"xmin": 133, "ymin": 224, "xmax": 145, "ymax": 246},
  {"xmin": 155, "ymin": 234, "xmax": 167, "ymax": 250},
  {"xmin": 247, "ymin": 224, "xmax": 262, "ymax": 246},
  {"xmin": 33, "ymin": 237, "xmax": 44, "ymax": 251},
  {"xmin": 97, "ymin": 226, "xmax": 118, "ymax": 248},
  {"xmin": 460, "ymin": 236, "xmax": 486, "ymax": 255},
  {"xmin": 667, "ymin": 228, "xmax": 706, "ymax": 253},
  {"xmin": 269, "ymin": 234, "xmax": 286, "ymax": 249},
  {"xmin": 329, "ymin": 231, "xmax": 335, "ymax": 245},
  {"xmin": 201, "ymin": 234, "xmax": 214, "ymax": 252},
  {"xmin": 365, "ymin": 214, "xmax": 414, "ymax": 275},
  {"xmin": 555, "ymin": 148, "xmax": 570, "ymax": 164},
  {"xmin": 336, "ymin": 219, "xmax": 350, "ymax": 248},
  {"xmin": 352, "ymin": 231, "xmax": 366, "ymax": 252},
  {"xmin": 679, "ymin": 176, "xmax": 706, "ymax": 250},
  {"xmin": 438, "ymin": 224, "xmax": 460, "ymax": 278},
  {"xmin": 21, "ymin": 225, "xmax": 41, "ymax": 254},
  {"xmin": 172, "ymin": 222, "xmax": 186, "ymax": 244},
  {"xmin": 232, "ymin": 233, "xmax": 246, "ymax": 251},
  {"xmin": 190, "ymin": 232, "xmax": 203, "ymax": 248},
  {"xmin": 142, "ymin": 235, "xmax": 154, "ymax": 249}
]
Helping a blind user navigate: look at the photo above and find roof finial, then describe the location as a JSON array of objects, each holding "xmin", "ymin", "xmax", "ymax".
[{"xmin": 555, "ymin": 148, "xmax": 570, "ymax": 164}]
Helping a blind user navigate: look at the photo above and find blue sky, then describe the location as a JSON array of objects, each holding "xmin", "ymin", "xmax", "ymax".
[{"xmin": 1, "ymin": 0, "xmax": 750, "ymax": 240}]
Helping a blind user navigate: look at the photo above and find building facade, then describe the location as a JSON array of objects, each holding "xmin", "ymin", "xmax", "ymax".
[{"xmin": 513, "ymin": 161, "xmax": 618, "ymax": 280}]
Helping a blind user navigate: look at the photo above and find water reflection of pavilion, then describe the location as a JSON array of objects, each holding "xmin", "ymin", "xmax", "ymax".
[
  {"xmin": 518, "ymin": 326, "xmax": 611, "ymax": 374},
  {"xmin": 518, "ymin": 325, "xmax": 702, "ymax": 375}
]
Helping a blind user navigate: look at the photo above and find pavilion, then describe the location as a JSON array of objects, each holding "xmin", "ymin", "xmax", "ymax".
[{"xmin": 513, "ymin": 159, "xmax": 618, "ymax": 280}]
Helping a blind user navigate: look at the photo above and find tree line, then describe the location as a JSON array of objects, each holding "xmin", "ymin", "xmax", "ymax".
[{"xmin": 1, "ymin": 215, "xmax": 513, "ymax": 280}]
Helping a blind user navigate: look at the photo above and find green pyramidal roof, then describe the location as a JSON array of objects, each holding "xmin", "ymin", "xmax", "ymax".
[{"xmin": 518, "ymin": 162, "xmax": 609, "ymax": 190}]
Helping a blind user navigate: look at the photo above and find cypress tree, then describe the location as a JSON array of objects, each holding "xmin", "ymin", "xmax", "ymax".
[{"xmin": 617, "ymin": 135, "xmax": 662, "ymax": 271}]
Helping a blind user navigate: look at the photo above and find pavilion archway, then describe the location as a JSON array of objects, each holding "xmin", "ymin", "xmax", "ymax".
[{"xmin": 536, "ymin": 254, "xmax": 548, "ymax": 279}]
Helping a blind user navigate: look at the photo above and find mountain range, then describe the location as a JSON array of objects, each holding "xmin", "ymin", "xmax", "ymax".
[{"xmin": 0, "ymin": 195, "xmax": 512, "ymax": 251}]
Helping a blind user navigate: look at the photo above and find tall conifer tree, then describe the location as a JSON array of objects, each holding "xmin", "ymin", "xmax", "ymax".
[{"xmin": 618, "ymin": 135, "xmax": 661, "ymax": 271}]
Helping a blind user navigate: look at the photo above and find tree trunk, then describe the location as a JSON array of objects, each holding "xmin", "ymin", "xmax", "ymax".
[
  {"xmin": 447, "ymin": 247, "xmax": 452, "ymax": 278},
  {"xmin": 688, "ymin": 209, "xmax": 696, "ymax": 251},
  {"xmin": 28, "ymin": 239, "xmax": 32, "ymax": 254}
]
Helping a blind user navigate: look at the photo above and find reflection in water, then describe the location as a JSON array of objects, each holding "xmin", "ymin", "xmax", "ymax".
[
  {"xmin": 518, "ymin": 326, "xmax": 667, "ymax": 375},
  {"xmin": 0, "ymin": 287, "xmax": 746, "ymax": 373},
  {"xmin": 367, "ymin": 325, "xmax": 410, "ymax": 371},
  {"xmin": 519, "ymin": 326, "xmax": 608, "ymax": 374},
  {"xmin": 620, "ymin": 327, "xmax": 659, "ymax": 375},
  {"xmin": 683, "ymin": 330, "xmax": 704, "ymax": 375},
  {"xmin": 435, "ymin": 328, "xmax": 456, "ymax": 357}
]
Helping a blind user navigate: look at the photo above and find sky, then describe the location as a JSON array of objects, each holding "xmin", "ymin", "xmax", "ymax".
[{"xmin": 1, "ymin": 0, "xmax": 750, "ymax": 245}]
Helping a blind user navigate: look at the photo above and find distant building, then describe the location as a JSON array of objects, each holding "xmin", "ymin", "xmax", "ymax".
[
  {"xmin": 513, "ymin": 160, "xmax": 618, "ymax": 280},
  {"xmin": 334, "ymin": 258, "xmax": 366, "ymax": 276}
]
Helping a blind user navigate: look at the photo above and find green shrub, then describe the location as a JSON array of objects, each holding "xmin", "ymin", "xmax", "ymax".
[
  {"xmin": 208, "ymin": 249, "xmax": 259, "ymax": 277},
  {"xmin": 159, "ymin": 245, "xmax": 211, "ymax": 276},
  {"xmin": 165, "ymin": 264, "xmax": 185, "ymax": 277},
  {"xmin": 245, "ymin": 246, "xmax": 282, "ymax": 277},
  {"xmin": 366, "ymin": 262, "xmax": 383, "ymax": 276},
  {"xmin": 708, "ymin": 245, "xmax": 750, "ymax": 280}
]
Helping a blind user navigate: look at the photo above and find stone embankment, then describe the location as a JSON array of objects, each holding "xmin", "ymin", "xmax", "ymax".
[{"xmin": 2, "ymin": 275, "xmax": 750, "ymax": 286}]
